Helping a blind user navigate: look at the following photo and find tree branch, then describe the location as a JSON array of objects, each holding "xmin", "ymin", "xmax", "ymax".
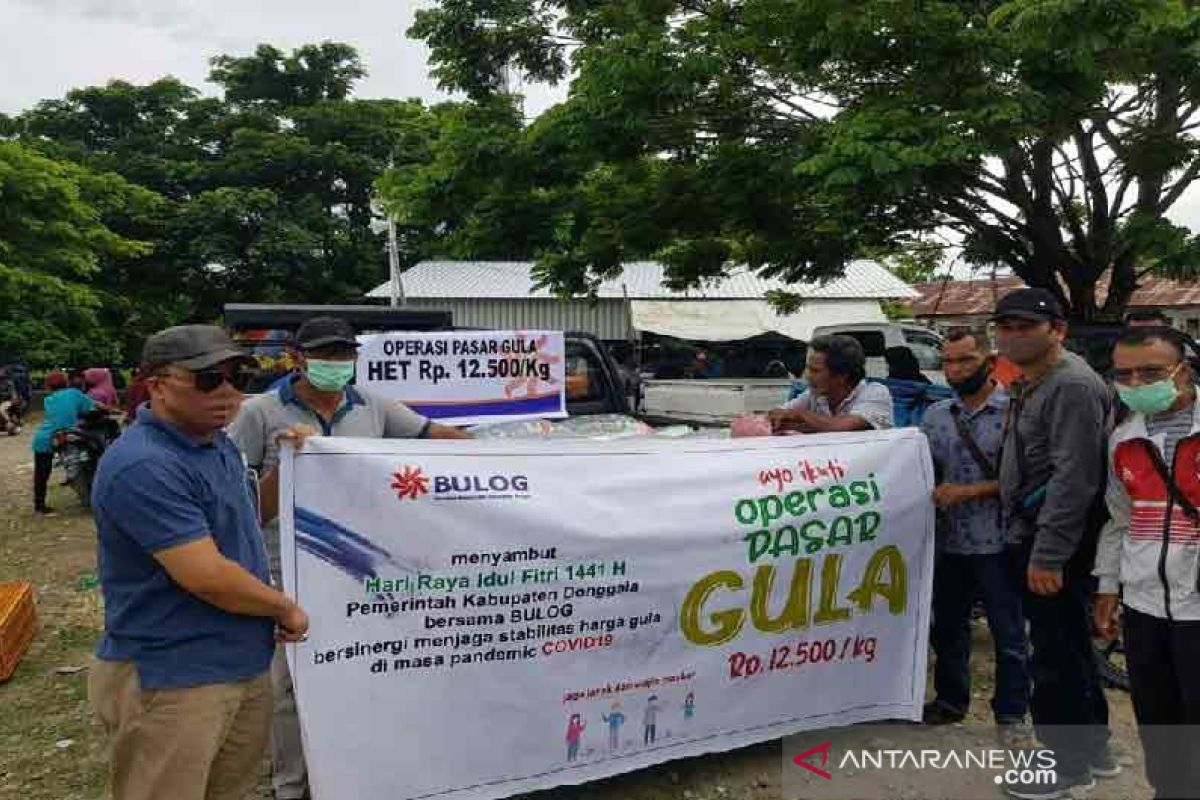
[
  {"xmin": 1053, "ymin": 144, "xmax": 1082, "ymax": 203},
  {"xmin": 1158, "ymin": 159, "xmax": 1200, "ymax": 213},
  {"xmin": 1110, "ymin": 172, "xmax": 1136, "ymax": 220},
  {"xmin": 939, "ymin": 196, "xmax": 1025, "ymax": 237},
  {"xmin": 1136, "ymin": 264, "xmax": 1160, "ymax": 280},
  {"xmin": 1137, "ymin": 73, "xmax": 1183, "ymax": 213},
  {"xmin": 1107, "ymin": 86, "xmax": 1150, "ymax": 117},
  {"xmin": 1074, "ymin": 124, "xmax": 1109, "ymax": 264},
  {"xmin": 1091, "ymin": 115, "xmax": 1128, "ymax": 162}
]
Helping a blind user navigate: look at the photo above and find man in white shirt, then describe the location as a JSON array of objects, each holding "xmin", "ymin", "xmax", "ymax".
[{"xmin": 768, "ymin": 335, "xmax": 893, "ymax": 433}]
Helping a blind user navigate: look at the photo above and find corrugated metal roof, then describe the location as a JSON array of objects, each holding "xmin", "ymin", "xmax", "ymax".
[
  {"xmin": 396, "ymin": 298, "xmax": 634, "ymax": 340},
  {"xmin": 367, "ymin": 260, "xmax": 917, "ymax": 301},
  {"xmin": 910, "ymin": 275, "xmax": 1200, "ymax": 317}
]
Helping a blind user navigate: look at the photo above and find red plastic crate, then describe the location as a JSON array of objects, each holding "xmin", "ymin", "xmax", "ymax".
[{"xmin": 0, "ymin": 581, "xmax": 37, "ymax": 682}]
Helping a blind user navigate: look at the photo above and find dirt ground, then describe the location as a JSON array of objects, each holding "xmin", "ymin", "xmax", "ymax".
[{"xmin": 0, "ymin": 418, "xmax": 1151, "ymax": 800}]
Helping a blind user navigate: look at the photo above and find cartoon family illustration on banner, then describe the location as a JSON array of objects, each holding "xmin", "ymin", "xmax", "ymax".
[{"xmin": 565, "ymin": 692, "xmax": 697, "ymax": 762}]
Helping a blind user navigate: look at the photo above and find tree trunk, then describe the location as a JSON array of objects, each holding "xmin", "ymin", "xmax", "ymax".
[
  {"xmin": 1012, "ymin": 252, "xmax": 1071, "ymax": 312},
  {"xmin": 1067, "ymin": 280, "xmax": 1098, "ymax": 323},
  {"xmin": 1101, "ymin": 250, "xmax": 1140, "ymax": 321}
]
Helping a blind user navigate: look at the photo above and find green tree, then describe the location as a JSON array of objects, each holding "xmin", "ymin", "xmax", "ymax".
[
  {"xmin": 18, "ymin": 79, "xmax": 217, "ymax": 355},
  {"xmin": 0, "ymin": 142, "xmax": 154, "ymax": 367},
  {"xmin": 411, "ymin": 0, "xmax": 1200, "ymax": 318},
  {"xmin": 14, "ymin": 43, "xmax": 440, "ymax": 343},
  {"xmin": 210, "ymin": 43, "xmax": 367, "ymax": 109}
]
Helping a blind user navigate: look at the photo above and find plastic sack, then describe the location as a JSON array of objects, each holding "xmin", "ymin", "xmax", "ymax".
[
  {"xmin": 466, "ymin": 419, "xmax": 557, "ymax": 439},
  {"xmin": 553, "ymin": 414, "xmax": 655, "ymax": 439},
  {"xmin": 730, "ymin": 415, "xmax": 773, "ymax": 438}
]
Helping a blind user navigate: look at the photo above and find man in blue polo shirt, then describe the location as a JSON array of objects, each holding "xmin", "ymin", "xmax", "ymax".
[
  {"xmin": 89, "ymin": 325, "xmax": 309, "ymax": 800},
  {"xmin": 228, "ymin": 315, "xmax": 469, "ymax": 800}
]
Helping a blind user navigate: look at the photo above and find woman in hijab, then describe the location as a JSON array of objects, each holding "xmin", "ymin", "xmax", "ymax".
[{"xmin": 83, "ymin": 367, "xmax": 119, "ymax": 406}]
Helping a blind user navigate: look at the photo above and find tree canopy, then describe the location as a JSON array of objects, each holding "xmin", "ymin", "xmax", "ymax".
[
  {"xmin": 406, "ymin": 0, "xmax": 1200, "ymax": 318},
  {"xmin": 0, "ymin": 141, "xmax": 155, "ymax": 366},
  {"xmin": 6, "ymin": 42, "xmax": 443, "ymax": 366}
]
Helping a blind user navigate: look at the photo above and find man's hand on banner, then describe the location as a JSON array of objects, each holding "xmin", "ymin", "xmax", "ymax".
[
  {"xmin": 275, "ymin": 424, "xmax": 319, "ymax": 452},
  {"xmin": 276, "ymin": 601, "xmax": 310, "ymax": 644},
  {"xmin": 256, "ymin": 425, "xmax": 320, "ymax": 528}
]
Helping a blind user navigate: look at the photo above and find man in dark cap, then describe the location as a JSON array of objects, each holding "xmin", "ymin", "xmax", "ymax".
[
  {"xmin": 992, "ymin": 289, "xmax": 1117, "ymax": 799},
  {"xmin": 226, "ymin": 315, "xmax": 469, "ymax": 800},
  {"xmin": 89, "ymin": 325, "xmax": 309, "ymax": 800}
]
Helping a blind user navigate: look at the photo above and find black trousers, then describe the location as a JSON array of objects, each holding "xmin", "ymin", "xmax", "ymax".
[
  {"xmin": 33, "ymin": 451, "xmax": 53, "ymax": 510},
  {"xmin": 1013, "ymin": 540, "xmax": 1110, "ymax": 778},
  {"xmin": 1124, "ymin": 606, "xmax": 1200, "ymax": 800}
]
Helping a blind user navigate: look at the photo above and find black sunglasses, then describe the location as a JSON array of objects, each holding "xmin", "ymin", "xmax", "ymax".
[{"xmin": 169, "ymin": 364, "xmax": 256, "ymax": 393}]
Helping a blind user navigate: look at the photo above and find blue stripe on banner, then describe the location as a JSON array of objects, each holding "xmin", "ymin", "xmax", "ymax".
[{"xmin": 408, "ymin": 393, "xmax": 564, "ymax": 420}]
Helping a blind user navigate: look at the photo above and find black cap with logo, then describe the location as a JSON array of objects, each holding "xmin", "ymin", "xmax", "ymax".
[{"xmin": 992, "ymin": 288, "xmax": 1065, "ymax": 322}]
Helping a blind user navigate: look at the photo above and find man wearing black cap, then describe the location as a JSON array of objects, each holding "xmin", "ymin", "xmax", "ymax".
[
  {"xmin": 227, "ymin": 315, "xmax": 468, "ymax": 800},
  {"xmin": 992, "ymin": 289, "xmax": 1116, "ymax": 799},
  {"xmin": 89, "ymin": 325, "xmax": 309, "ymax": 800}
]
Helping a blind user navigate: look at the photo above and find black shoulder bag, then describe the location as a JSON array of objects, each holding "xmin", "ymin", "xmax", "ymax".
[{"xmin": 950, "ymin": 405, "xmax": 998, "ymax": 481}]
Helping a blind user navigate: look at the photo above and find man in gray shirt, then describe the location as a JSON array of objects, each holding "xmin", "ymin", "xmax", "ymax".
[
  {"xmin": 992, "ymin": 289, "xmax": 1115, "ymax": 800},
  {"xmin": 227, "ymin": 315, "xmax": 469, "ymax": 800},
  {"xmin": 767, "ymin": 335, "xmax": 893, "ymax": 433}
]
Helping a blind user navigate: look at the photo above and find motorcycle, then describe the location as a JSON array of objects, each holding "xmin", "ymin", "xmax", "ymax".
[
  {"xmin": 0, "ymin": 394, "xmax": 21, "ymax": 436},
  {"xmin": 52, "ymin": 410, "xmax": 121, "ymax": 508},
  {"xmin": 0, "ymin": 368, "xmax": 22, "ymax": 435}
]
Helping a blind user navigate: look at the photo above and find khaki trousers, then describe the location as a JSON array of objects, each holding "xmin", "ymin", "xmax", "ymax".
[{"xmin": 89, "ymin": 658, "xmax": 271, "ymax": 800}]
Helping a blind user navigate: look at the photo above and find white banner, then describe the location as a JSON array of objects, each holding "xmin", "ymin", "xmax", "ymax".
[
  {"xmin": 355, "ymin": 330, "xmax": 567, "ymax": 426},
  {"xmin": 279, "ymin": 430, "xmax": 935, "ymax": 800}
]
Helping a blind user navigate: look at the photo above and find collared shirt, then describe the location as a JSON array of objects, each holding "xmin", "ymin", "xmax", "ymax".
[
  {"xmin": 921, "ymin": 387, "xmax": 1009, "ymax": 555},
  {"xmin": 780, "ymin": 380, "xmax": 894, "ymax": 430},
  {"xmin": 226, "ymin": 376, "xmax": 431, "ymax": 579},
  {"xmin": 227, "ymin": 375, "xmax": 431, "ymax": 476},
  {"xmin": 92, "ymin": 408, "xmax": 273, "ymax": 690}
]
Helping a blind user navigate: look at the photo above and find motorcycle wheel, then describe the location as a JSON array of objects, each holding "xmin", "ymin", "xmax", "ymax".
[{"xmin": 73, "ymin": 466, "xmax": 95, "ymax": 508}]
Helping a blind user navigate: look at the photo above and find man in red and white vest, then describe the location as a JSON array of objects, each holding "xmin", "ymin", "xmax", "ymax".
[{"xmin": 1095, "ymin": 325, "xmax": 1200, "ymax": 800}]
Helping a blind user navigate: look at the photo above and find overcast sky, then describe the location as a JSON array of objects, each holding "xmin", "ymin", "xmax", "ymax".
[
  {"xmin": 2, "ymin": 0, "xmax": 1198, "ymax": 282},
  {"xmin": 0, "ymin": 0, "xmax": 566, "ymax": 116}
]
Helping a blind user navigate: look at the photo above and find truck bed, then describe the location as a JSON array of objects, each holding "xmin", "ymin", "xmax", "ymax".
[{"xmin": 640, "ymin": 379, "xmax": 794, "ymax": 426}]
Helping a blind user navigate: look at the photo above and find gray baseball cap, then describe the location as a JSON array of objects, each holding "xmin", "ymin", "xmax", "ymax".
[{"xmin": 141, "ymin": 325, "xmax": 252, "ymax": 370}]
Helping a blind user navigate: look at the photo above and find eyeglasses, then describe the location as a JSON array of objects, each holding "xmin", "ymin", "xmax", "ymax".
[
  {"xmin": 1110, "ymin": 363, "xmax": 1182, "ymax": 386},
  {"xmin": 161, "ymin": 364, "xmax": 255, "ymax": 393}
]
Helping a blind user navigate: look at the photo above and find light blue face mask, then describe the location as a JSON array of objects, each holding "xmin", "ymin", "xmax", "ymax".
[
  {"xmin": 306, "ymin": 359, "xmax": 355, "ymax": 392},
  {"xmin": 1116, "ymin": 365, "xmax": 1182, "ymax": 415}
]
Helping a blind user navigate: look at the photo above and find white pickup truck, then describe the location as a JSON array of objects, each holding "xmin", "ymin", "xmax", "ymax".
[
  {"xmin": 639, "ymin": 379, "xmax": 795, "ymax": 426},
  {"xmin": 639, "ymin": 323, "xmax": 946, "ymax": 425}
]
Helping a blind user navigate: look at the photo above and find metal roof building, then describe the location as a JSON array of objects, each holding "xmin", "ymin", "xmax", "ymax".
[
  {"xmin": 367, "ymin": 260, "xmax": 917, "ymax": 341},
  {"xmin": 910, "ymin": 275, "xmax": 1200, "ymax": 338}
]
